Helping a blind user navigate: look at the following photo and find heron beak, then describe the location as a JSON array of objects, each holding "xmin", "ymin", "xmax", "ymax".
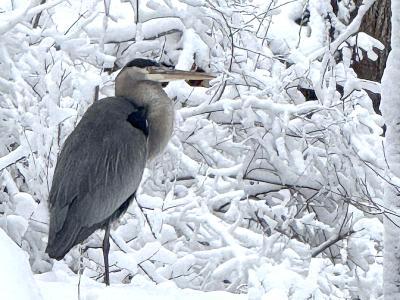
[{"xmin": 146, "ymin": 68, "xmax": 215, "ymax": 82}]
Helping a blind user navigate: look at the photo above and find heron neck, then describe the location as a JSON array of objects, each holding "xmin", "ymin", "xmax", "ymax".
[{"xmin": 115, "ymin": 81, "xmax": 174, "ymax": 160}]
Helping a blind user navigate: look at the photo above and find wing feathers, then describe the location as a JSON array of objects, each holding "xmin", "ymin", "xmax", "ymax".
[{"xmin": 46, "ymin": 97, "xmax": 148, "ymax": 258}]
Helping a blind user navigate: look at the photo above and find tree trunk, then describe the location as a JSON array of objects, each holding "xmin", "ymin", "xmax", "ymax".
[
  {"xmin": 354, "ymin": 0, "xmax": 391, "ymax": 82},
  {"xmin": 380, "ymin": 0, "xmax": 400, "ymax": 298},
  {"xmin": 353, "ymin": 0, "xmax": 391, "ymax": 113}
]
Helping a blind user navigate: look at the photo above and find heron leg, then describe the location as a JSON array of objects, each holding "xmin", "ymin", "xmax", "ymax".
[{"xmin": 103, "ymin": 224, "xmax": 111, "ymax": 286}]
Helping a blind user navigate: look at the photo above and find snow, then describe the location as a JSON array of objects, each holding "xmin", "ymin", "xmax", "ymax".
[
  {"xmin": 36, "ymin": 263, "xmax": 247, "ymax": 300},
  {"xmin": 0, "ymin": 0, "xmax": 392, "ymax": 298},
  {"xmin": 1, "ymin": 227, "xmax": 246, "ymax": 300},
  {"xmin": 36, "ymin": 276, "xmax": 247, "ymax": 300},
  {"xmin": 381, "ymin": 0, "xmax": 400, "ymax": 298},
  {"xmin": 0, "ymin": 145, "xmax": 30, "ymax": 171},
  {"xmin": 0, "ymin": 228, "xmax": 43, "ymax": 300}
]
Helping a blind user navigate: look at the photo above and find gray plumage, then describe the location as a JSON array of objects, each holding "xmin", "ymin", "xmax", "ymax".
[
  {"xmin": 46, "ymin": 98, "xmax": 148, "ymax": 259},
  {"xmin": 45, "ymin": 58, "xmax": 213, "ymax": 285}
]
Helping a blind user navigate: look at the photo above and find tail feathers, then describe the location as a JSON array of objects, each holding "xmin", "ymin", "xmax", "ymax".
[{"xmin": 46, "ymin": 219, "xmax": 80, "ymax": 260}]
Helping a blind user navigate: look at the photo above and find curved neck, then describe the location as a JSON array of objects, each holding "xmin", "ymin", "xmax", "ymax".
[{"xmin": 115, "ymin": 73, "xmax": 174, "ymax": 159}]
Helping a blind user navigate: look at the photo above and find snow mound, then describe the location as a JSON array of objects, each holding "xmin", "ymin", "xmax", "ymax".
[{"xmin": 0, "ymin": 228, "xmax": 43, "ymax": 300}]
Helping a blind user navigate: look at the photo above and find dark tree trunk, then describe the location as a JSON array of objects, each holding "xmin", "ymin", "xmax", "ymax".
[{"xmin": 352, "ymin": 0, "xmax": 391, "ymax": 113}]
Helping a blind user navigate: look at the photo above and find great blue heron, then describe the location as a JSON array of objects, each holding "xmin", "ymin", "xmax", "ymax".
[{"xmin": 45, "ymin": 58, "xmax": 213, "ymax": 285}]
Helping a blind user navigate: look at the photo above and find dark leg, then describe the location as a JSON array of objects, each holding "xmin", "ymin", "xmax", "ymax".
[{"xmin": 103, "ymin": 224, "xmax": 111, "ymax": 286}]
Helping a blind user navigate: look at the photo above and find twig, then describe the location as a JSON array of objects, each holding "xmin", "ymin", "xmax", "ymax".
[{"xmin": 33, "ymin": 0, "xmax": 46, "ymax": 28}]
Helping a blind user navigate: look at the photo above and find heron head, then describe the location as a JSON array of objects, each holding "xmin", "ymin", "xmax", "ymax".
[{"xmin": 116, "ymin": 58, "xmax": 215, "ymax": 84}]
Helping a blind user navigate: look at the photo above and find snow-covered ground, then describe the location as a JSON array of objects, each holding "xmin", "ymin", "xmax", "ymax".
[
  {"xmin": 36, "ymin": 275, "xmax": 247, "ymax": 300},
  {"xmin": 1, "ymin": 227, "xmax": 247, "ymax": 300}
]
